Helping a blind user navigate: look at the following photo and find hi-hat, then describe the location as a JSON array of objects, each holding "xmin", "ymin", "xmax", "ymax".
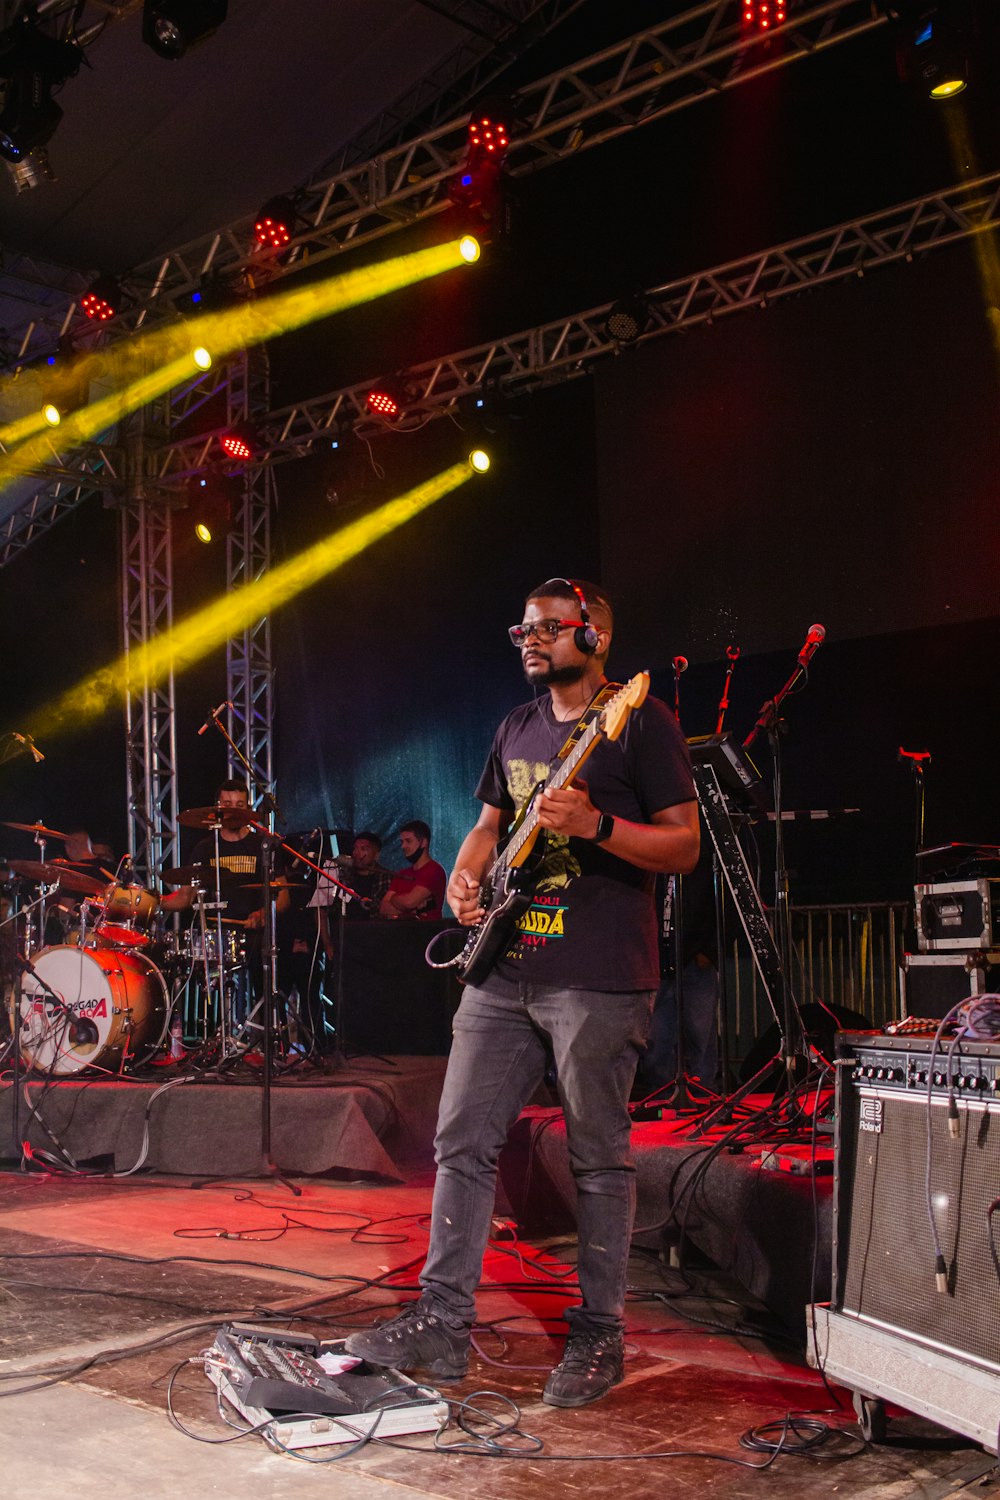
[
  {"xmin": 160, "ymin": 864, "xmax": 213, "ymax": 887},
  {"xmin": 233, "ymin": 881, "xmax": 308, "ymax": 890},
  {"xmin": 2, "ymin": 819, "xmax": 70, "ymax": 840},
  {"xmin": 178, "ymin": 805, "xmax": 253, "ymax": 829}
]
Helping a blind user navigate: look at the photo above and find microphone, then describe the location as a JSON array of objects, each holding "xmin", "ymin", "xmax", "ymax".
[
  {"xmin": 11, "ymin": 732, "xmax": 44, "ymax": 762},
  {"xmin": 198, "ymin": 701, "xmax": 232, "ymax": 735},
  {"xmin": 797, "ymin": 623, "xmax": 826, "ymax": 669},
  {"xmin": 672, "ymin": 656, "xmax": 689, "ymax": 675},
  {"xmin": 68, "ymin": 1016, "xmax": 99, "ymax": 1047}
]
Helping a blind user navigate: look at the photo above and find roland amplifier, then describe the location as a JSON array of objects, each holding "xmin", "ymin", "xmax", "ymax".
[{"xmin": 810, "ymin": 1031, "xmax": 1000, "ymax": 1449}]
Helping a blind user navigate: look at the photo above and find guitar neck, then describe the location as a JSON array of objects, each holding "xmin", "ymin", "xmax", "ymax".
[{"xmin": 502, "ymin": 717, "xmax": 602, "ymax": 869}]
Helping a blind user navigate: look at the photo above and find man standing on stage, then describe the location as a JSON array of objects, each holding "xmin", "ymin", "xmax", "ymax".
[
  {"xmin": 346, "ymin": 578, "xmax": 699, "ymax": 1407},
  {"xmin": 379, "ymin": 820, "xmax": 447, "ymax": 920}
]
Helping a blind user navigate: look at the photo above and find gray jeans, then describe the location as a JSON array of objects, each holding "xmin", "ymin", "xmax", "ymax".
[{"xmin": 420, "ymin": 972, "xmax": 654, "ymax": 1334}]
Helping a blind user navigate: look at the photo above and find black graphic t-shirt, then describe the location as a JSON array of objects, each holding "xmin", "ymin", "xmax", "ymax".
[
  {"xmin": 475, "ymin": 690, "xmax": 695, "ymax": 991},
  {"xmin": 191, "ymin": 831, "xmax": 285, "ymax": 921}
]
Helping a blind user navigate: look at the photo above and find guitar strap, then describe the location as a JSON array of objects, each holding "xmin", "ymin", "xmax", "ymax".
[{"xmin": 554, "ymin": 681, "xmax": 623, "ymax": 762}]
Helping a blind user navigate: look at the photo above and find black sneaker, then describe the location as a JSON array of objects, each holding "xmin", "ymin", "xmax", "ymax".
[
  {"xmin": 542, "ymin": 1329, "xmax": 625, "ymax": 1408},
  {"xmin": 343, "ymin": 1301, "xmax": 469, "ymax": 1382}
]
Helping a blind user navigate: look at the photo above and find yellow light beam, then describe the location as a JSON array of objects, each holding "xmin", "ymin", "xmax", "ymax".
[
  {"xmin": 942, "ymin": 110, "xmax": 1000, "ymax": 364},
  {"xmin": 0, "ymin": 237, "xmax": 479, "ymax": 495},
  {"xmin": 0, "ymin": 352, "xmax": 216, "ymax": 494},
  {"xmin": 29, "ymin": 461, "xmax": 474, "ymax": 740}
]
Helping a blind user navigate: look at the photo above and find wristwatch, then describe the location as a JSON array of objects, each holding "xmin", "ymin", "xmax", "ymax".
[{"xmin": 593, "ymin": 812, "xmax": 615, "ymax": 844}]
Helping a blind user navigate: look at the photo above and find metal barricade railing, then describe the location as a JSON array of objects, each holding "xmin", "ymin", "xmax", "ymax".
[{"xmin": 724, "ymin": 901, "xmax": 910, "ymax": 1061}]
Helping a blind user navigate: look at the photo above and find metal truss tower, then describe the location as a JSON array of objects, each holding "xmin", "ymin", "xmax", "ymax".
[
  {"xmin": 119, "ymin": 391, "xmax": 179, "ymax": 886},
  {"xmin": 224, "ymin": 348, "xmax": 275, "ymax": 804}
]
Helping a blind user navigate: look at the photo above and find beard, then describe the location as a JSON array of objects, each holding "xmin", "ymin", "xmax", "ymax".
[{"xmin": 522, "ymin": 655, "xmax": 587, "ymax": 687}]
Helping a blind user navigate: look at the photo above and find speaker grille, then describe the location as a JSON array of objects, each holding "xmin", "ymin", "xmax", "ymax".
[{"xmin": 838, "ymin": 1091, "xmax": 1000, "ymax": 1369}]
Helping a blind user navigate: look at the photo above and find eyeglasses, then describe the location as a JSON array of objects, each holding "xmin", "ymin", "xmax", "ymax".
[{"xmin": 508, "ymin": 618, "xmax": 586, "ymax": 647}]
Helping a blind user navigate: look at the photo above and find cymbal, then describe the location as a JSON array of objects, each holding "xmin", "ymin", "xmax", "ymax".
[
  {"xmin": 178, "ymin": 805, "xmax": 252, "ymax": 829},
  {"xmin": 160, "ymin": 864, "xmax": 213, "ymax": 887},
  {"xmin": 5, "ymin": 858, "xmax": 105, "ymax": 896},
  {"xmin": 2, "ymin": 819, "xmax": 70, "ymax": 840},
  {"xmin": 230, "ymin": 881, "xmax": 308, "ymax": 890}
]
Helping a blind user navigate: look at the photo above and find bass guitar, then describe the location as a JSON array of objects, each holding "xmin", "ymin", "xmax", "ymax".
[{"xmin": 428, "ymin": 672, "xmax": 649, "ymax": 987}]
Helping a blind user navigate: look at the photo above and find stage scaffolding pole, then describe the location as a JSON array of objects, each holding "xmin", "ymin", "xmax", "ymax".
[
  {"xmin": 225, "ymin": 347, "xmax": 275, "ymax": 803},
  {"xmin": 119, "ymin": 390, "xmax": 180, "ymax": 887}
]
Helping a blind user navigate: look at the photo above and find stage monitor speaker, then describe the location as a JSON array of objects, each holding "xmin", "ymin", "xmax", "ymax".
[
  {"xmin": 339, "ymin": 920, "xmax": 460, "ymax": 1055},
  {"xmin": 833, "ymin": 1032, "xmax": 1000, "ymax": 1373}
]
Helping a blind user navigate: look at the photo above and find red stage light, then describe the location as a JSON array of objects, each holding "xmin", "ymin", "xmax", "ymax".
[
  {"xmin": 468, "ymin": 115, "xmax": 509, "ymax": 157},
  {"xmin": 253, "ymin": 194, "xmax": 295, "ymax": 249},
  {"xmin": 742, "ymin": 0, "xmax": 788, "ymax": 30},
  {"xmin": 80, "ymin": 275, "xmax": 122, "ymax": 321},
  {"xmin": 218, "ymin": 423, "xmax": 256, "ymax": 462},
  {"xmin": 365, "ymin": 376, "xmax": 407, "ymax": 422}
]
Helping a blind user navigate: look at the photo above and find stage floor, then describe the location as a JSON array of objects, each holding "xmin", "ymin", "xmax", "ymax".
[{"xmin": 0, "ymin": 1068, "xmax": 995, "ymax": 1499}]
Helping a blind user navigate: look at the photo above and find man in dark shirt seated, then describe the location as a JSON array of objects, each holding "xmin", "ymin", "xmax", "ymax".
[
  {"xmin": 380, "ymin": 820, "xmax": 447, "ymax": 920},
  {"xmin": 312, "ymin": 832, "xmax": 391, "ymax": 962}
]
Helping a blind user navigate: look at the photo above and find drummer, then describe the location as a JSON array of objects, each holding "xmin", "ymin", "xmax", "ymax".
[
  {"xmin": 47, "ymin": 829, "xmax": 117, "ymax": 943},
  {"xmin": 161, "ymin": 780, "xmax": 291, "ymax": 929}
]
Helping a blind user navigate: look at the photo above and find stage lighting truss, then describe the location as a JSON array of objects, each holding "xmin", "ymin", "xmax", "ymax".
[
  {"xmin": 142, "ymin": 0, "xmax": 228, "ymax": 61},
  {"xmin": 0, "ymin": 13, "xmax": 82, "ymax": 166},
  {"xmin": 80, "ymin": 275, "xmax": 124, "ymax": 322}
]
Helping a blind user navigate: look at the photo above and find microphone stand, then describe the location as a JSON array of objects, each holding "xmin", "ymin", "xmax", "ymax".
[
  {"xmin": 715, "ymin": 646, "xmax": 740, "ymax": 735},
  {"xmin": 898, "ymin": 748, "xmax": 931, "ymax": 891},
  {"xmin": 665, "ymin": 875, "xmax": 697, "ymax": 1113},
  {"xmin": 743, "ymin": 657, "xmax": 814, "ymax": 1101},
  {"xmin": 195, "ymin": 713, "xmax": 298, "ymax": 1196}
]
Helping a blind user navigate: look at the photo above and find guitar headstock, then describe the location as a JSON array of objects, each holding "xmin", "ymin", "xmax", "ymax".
[{"xmin": 601, "ymin": 671, "xmax": 650, "ymax": 741}]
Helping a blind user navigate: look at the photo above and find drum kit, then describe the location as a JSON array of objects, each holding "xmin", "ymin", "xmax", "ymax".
[{"xmin": 1, "ymin": 806, "xmax": 291, "ymax": 1078}]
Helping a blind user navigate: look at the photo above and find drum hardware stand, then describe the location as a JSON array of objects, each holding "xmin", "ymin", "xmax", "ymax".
[
  {"xmin": 1, "ymin": 886, "xmax": 52, "ymax": 1164},
  {"xmin": 8, "ymin": 942, "xmax": 92, "ymax": 1167}
]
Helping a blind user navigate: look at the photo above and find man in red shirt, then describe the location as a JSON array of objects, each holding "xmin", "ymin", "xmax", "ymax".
[{"xmin": 379, "ymin": 821, "xmax": 447, "ymax": 920}]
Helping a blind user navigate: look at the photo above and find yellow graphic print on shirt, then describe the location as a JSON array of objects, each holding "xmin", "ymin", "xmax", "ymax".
[{"xmin": 505, "ymin": 756, "xmax": 582, "ymax": 893}]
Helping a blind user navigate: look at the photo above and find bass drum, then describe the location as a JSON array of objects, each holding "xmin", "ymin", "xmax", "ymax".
[{"xmin": 18, "ymin": 944, "xmax": 168, "ymax": 1076}]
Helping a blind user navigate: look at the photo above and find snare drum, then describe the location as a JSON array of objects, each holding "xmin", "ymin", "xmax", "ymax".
[
  {"xmin": 182, "ymin": 926, "xmax": 246, "ymax": 968},
  {"xmin": 91, "ymin": 882, "xmax": 160, "ymax": 949},
  {"xmin": 17, "ymin": 944, "xmax": 168, "ymax": 1075}
]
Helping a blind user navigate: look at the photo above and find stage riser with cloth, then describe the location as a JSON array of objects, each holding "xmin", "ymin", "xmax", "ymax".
[{"xmin": 498, "ymin": 1106, "xmax": 833, "ymax": 1335}]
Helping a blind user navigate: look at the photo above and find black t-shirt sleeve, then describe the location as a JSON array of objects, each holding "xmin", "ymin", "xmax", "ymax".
[
  {"xmin": 623, "ymin": 695, "xmax": 696, "ymax": 816},
  {"xmin": 475, "ymin": 734, "xmax": 517, "ymax": 811}
]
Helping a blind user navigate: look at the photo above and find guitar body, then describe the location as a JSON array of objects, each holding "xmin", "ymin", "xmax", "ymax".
[
  {"xmin": 433, "ymin": 672, "xmax": 650, "ymax": 988},
  {"xmin": 457, "ymin": 795, "xmax": 547, "ymax": 986}
]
